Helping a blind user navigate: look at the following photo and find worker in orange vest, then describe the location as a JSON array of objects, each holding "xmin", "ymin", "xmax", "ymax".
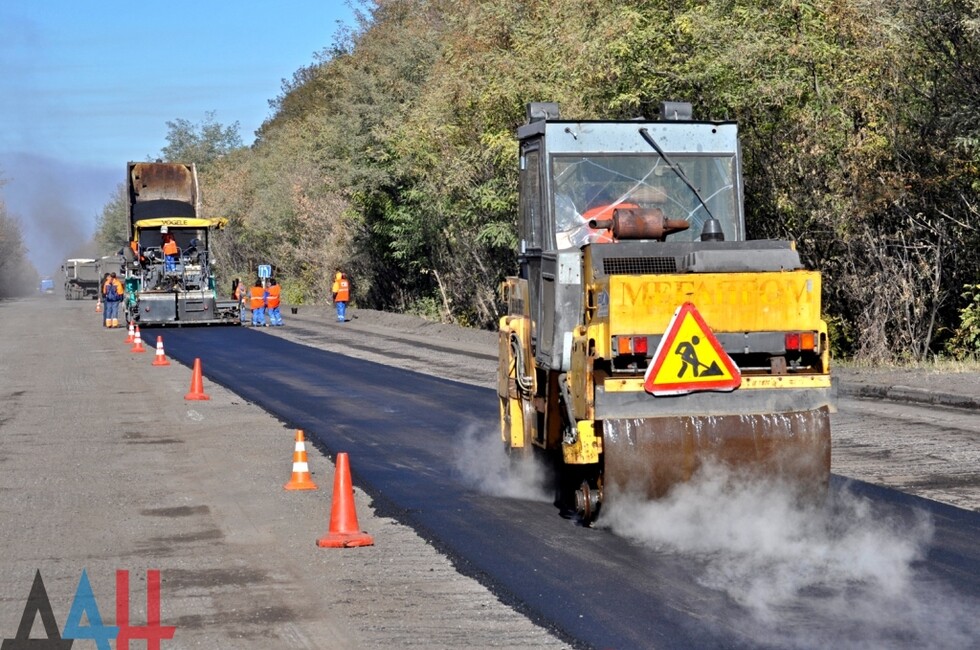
[
  {"xmin": 265, "ymin": 278, "xmax": 283, "ymax": 326},
  {"xmin": 98, "ymin": 273, "xmax": 110, "ymax": 326},
  {"xmin": 249, "ymin": 280, "xmax": 267, "ymax": 327},
  {"xmin": 102, "ymin": 273, "xmax": 125, "ymax": 328},
  {"xmin": 161, "ymin": 226, "xmax": 179, "ymax": 272},
  {"xmin": 232, "ymin": 278, "xmax": 247, "ymax": 323},
  {"xmin": 129, "ymin": 239, "xmax": 144, "ymax": 261},
  {"xmin": 331, "ymin": 271, "xmax": 350, "ymax": 323}
]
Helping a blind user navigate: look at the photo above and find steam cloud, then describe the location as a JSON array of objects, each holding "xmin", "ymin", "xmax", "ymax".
[
  {"xmin": 603, "ymin": 463, "xmax": 978, "ymax": 649},
  {"xmin": 452, "ymin": 423, "xmax": 978, "ymax": 647},
  {"xmin": 452, "ymin": 421, "xmax": 550, "ymax": 502}
]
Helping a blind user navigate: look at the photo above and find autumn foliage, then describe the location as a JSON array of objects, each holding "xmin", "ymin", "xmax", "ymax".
[{"xmin": 99, "ymin": 0, "xmax": 980, "ymax": 361}]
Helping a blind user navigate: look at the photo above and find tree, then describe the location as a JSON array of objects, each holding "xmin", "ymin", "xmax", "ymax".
[
  {"xmin": 159, "ymin": 112, "xmax": 244, "ymax": 171},
  {"xmin": 183, "ymin": 0, "xmax": 980, "ymax": 359},
  {"xmin": 93, "ymin": 183, "xmax": 129, "ymax": 254},
  {"xmin": 0, "ymin": 198, "xmax": 39, "ymax": 298}
]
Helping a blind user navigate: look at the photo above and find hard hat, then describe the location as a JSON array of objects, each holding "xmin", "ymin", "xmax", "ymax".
[{"xmin": 160, "ymin": 226, "xmax": 169, "ymax": 234}]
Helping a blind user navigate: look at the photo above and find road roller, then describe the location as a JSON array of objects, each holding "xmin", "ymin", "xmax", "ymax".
[{"xmin": 498, "ymin": 102, "xmax": 834, "ymax": 523}]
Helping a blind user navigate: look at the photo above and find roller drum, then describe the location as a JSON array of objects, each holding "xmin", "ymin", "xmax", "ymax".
[{"xmin": 602, "ymin": 408, "xmax": 831, "ymax": 500}]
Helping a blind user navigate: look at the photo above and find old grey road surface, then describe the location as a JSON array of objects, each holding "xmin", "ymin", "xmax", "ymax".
[{"xmin": 0, "ymin": 298, "xmax": 566, "ymax": 649}]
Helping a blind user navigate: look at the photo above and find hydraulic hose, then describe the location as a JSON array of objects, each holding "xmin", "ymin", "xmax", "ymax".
[{"xmin": 509, "ymin": 332, "xmax": 534, "ymax": 395}]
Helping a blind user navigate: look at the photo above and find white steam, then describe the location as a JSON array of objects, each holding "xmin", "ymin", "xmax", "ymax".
[
  {"xmin": 452, "ymin": 421, "xmax": 550, "ymax": 502},
  {"xmin": 602, "ymin": 463, "xmax": 978, "ymax": 648},
  {"xmin": 451, "ymin": 425, "xmax": 978, "ymax": 648}
]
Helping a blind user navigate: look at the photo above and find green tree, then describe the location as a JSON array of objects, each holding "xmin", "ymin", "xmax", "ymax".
[
  {"xmin": 188, "ymin": 0, "xmax": 980, "ymax": 358},
  {"xmin": 93, "ymin": 183, "xmax": 129, "ymax": 253},
  {"xmin": 159, "ymin": 112, "xmax": 244, "ymax": 171}
]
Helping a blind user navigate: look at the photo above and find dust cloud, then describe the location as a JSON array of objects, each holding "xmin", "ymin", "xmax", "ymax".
[
  {"xmin": 0, "ymin": 152, "xmax": 117, "ymax": 275},
  {"xmin": 602, "ymin": 463, "xmax": 979, "ymax": 649},
  {"xmin": 452, "ymin": 422, "xmax": 551, "ymax": 502}
]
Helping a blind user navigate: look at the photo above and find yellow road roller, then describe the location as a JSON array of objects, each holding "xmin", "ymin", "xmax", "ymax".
[{"xmin": 498, "ymin": 102, "xmax": 834, "ymax": 522}]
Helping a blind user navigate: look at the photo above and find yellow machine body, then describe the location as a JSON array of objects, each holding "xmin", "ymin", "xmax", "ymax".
[{"xmin": 497, "ymin": 103, "xmax": 834, "ymax": 521}]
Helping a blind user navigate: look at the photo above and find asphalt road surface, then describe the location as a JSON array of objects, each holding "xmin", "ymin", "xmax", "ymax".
[
  {"xmin": 166, "ymin": 310, "xmax": 980, "ymax": 649},
  {"xmin": 2, "ymin": 298, "xmax": 978, "ymax": 649},
  {"xmin": 0, "ymin": 298, "xmax": 566, "ymax": 649}
]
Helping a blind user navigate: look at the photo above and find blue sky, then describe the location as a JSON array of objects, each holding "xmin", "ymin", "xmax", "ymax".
[{"xmin": 0, "ymin": 0, "xmax": 357, "ymax": 275}]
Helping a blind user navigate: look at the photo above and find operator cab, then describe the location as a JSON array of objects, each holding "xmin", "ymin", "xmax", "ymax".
[
  {"xmin": 133, "ymin": 221, "xmax": 212, "ymax": 290},
  {"xmin": 518, "ymin": 101, "xmax": 745, "ymax": 254},
  {"xmin": 515, "ymin": 102, "xmax": 749, "ymax": 370}
]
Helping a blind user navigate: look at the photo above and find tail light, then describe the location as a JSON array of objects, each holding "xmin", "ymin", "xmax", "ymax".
[
  {"xmin": 615, "ymin": 336, "xmax": 649, "ymax": 355},
  {"xmin": 785, "ymin": 331, "xmax": 818, "ymax": 352}
]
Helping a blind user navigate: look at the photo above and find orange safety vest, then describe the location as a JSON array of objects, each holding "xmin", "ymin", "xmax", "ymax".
[
  {"xmin": 332, "ymin": 278, "xmax": 350, "ymax": 302},
  {"xmin": 266, "ymin": 285, "xmax": 281, "ymax": 309},
  {"xmin": 249, "ymin": 286, "xmax": 266, "ymax": 309},
  {"xmin": 233, "ymin": 283, "xmax": 245, "ymax": 301},
  {"xmin": 102, "ymin": 278, "xmax": 124, "ymax": 300},
  {"xmin": 162, "ymin": 236, "xmax": 178, "ymax": 256}
]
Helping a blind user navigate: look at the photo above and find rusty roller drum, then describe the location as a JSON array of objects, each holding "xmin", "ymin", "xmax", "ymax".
[{"xmin": 601, "ymin": 408, "xmax": 831, "ymax": 503}]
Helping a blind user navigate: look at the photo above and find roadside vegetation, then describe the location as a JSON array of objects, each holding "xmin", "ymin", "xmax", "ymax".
[
  {"xmin": 0, "ymin": 181, "xmax": 39, "ymax": 298},
  {"xmin": 92, "ymin": 0, "xmax": 980, "ymax": 364}
]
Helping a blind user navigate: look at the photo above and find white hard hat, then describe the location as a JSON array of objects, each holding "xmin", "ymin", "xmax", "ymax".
[{"xmin": 160, "ymin": 225, "xmax": 169, "ymax": 234}]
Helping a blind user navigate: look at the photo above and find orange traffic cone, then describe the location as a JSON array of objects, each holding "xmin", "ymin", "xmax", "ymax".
[
  {"xmin": 125, "ymin": 321, "xmax": 135, "ymax": 343},
  {"xmin": 316, "ymin": 453, "xmax": 374, "ymax": 548},
  {"xmin": 284, "ymin": 430, "xmax": 318, "ymax": 490},
  {"xmin": 95, "ymin": 300, "xmax": 102, "ymax": 313},
  {"xmin": 151, "ymin": 336, "xmax": 170, "ymax": 366},
  {"xmin": 130, "ymin": 326, "xmax": 146, "ymax": 353},
  {"xmin": 184, "ymin": 358, "xmax": 210, "ymax": 400}
]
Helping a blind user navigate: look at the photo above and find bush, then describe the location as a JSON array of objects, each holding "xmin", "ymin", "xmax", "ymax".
[
  {"xmin": 280, "ymin": 279, "xmax": 307, "ymax": 305},
  {"xmin": 406, "ymin": 295, "xmax": 442, "ymax": 322},
  {"xmin": 946, "ymin": 284, "xmax": 980, "ymax": 360},
  {"xmin": 826, "ymin": 313, "xmax": 857, "ymax": 360}
]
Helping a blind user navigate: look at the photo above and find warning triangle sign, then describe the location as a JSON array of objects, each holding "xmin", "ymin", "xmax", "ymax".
[{"xmin": 643, "ymin": 302, "xmax": 741, "ymax": 395}]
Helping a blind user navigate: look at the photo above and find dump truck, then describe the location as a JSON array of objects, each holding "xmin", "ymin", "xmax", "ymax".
[
  {"xmin": 97, "ymin": 253, "xmax": 124, "ymax": 282},
  {"xmin": 124, "ymin": 161, "xmax": 239, "ymax": 326},
  {"xmin": 62, "ymin": 258, "xmax": 100, "ymax": 300},
  {"xmin": 498, "ymin": 102, "xmax": 834, "ymax": 522}
]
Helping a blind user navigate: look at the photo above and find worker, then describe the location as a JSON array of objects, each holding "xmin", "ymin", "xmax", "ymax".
[
  {"xmin": 331, "ymin": 271, "xmax": 350, "ymax": 323},
  {"xmin": 249, "ymin": 280, "xmax": 267, "ymax": 327},
  {"xmin": 99, "ymin": 273, "xmax": 110, "ymax": 326},
  {"xmin": 102, "ymin": 273, "xmax": 125, "ymax": 328},
  {"xmin": 161, "ymin": 226, "xmax": 179, "ymax": 272},
  {"xmin": 265, "ymin": 278, "xmax": 283, "ymax": 326},
  {"xmin": 232, "ymin": 278, "xmax": 247, "ymax": 324}
]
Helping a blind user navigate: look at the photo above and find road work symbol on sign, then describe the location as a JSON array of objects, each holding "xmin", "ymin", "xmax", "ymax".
[{"xmin": 643, "ymin": 302, "xmax": 741, "ymax": 395}]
